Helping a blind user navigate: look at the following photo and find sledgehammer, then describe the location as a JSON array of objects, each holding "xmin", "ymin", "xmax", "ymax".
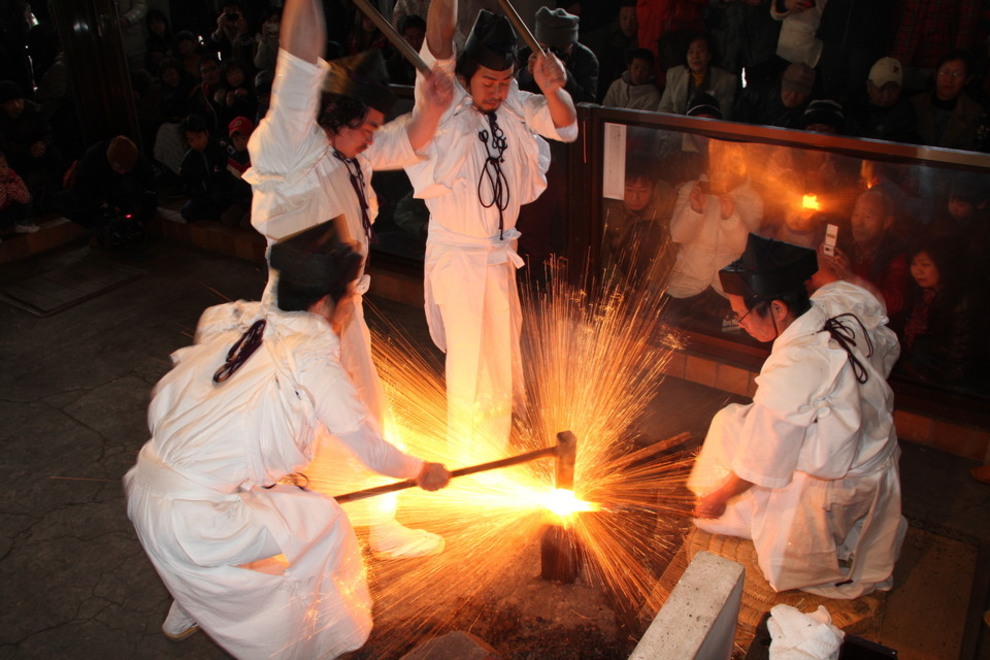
[{"xmin": 333, "ymin": 431, "xmax": 578, "ymax": 503}]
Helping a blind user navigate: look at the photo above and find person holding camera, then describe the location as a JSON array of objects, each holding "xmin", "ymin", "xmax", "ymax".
[
  {"xmin": 53, "ymin": 135, "xmax": 157, "ymax": 248},
  {"xmin": 208, "ymin": 2, "xmax": 257, "ymax": 70}
]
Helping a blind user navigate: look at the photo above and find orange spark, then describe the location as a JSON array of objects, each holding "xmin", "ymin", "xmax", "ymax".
[{"xmin": 302, "ymin": 248, "xmax": 696, "ymax": 656}]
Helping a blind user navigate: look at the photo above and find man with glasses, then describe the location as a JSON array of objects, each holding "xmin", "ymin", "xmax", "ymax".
[
  {"xmin": 912, "ymin": 50, "xmax": 985, "ymax": 151},
  {"xmin": 689, "ymin": 233, "xmax": 906, "ymax": 599}
]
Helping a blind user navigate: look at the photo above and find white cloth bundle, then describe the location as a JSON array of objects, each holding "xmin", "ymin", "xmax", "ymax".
[{"xmin": 768, "ymin": 604, "xmax": 845, "ymax": 660}]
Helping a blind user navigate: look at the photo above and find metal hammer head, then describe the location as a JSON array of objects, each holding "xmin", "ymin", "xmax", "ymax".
[{"xmin": 555, "ymin": 431, "xmax": 576, "ymax": 490}]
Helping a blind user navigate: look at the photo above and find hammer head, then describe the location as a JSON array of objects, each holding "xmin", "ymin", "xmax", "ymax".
[{"xmin": 555, "ymin": 431, "xmax": 577, "ymax": 490}]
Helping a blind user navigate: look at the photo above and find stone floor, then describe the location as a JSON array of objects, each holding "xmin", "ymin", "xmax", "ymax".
[{"xmin": 1, "ymin": 236, "xmax": 988, "ymax": 659}]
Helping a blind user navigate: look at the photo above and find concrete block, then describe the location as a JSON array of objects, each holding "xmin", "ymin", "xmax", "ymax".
[
  {"xmin": 629, "ymin": 551, "xmax": 744, "ymax": 660},
  {"xmin": 400, "ymin": 630, "xmax": 501, "ymax": 660}
]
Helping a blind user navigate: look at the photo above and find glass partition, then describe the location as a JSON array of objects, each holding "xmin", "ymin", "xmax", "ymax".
[{"xmin": 579, "ymin": 106, "xmax": 990, "ymax": 404}]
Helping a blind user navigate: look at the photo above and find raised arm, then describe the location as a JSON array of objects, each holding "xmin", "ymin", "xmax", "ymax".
[
  {"xmin": 425, "ymin": 0, "xmax": 456, "ymax": 60},
  {"xmin": 531, "ymin": 52, "xmax": 577, "ymax": 129},
  {"xmin": 281, "ymin": 0, "xmax": 325, "ymax": 64}
]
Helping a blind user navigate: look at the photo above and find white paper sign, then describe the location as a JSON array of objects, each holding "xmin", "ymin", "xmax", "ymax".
[{"xmin": 602, "ymin": 122, "xmax": 627, "ymax": 200}]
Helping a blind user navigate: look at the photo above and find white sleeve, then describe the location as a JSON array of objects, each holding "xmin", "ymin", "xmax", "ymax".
[
  {"xmin": 296, "ymin": 347, "xmax": 422, "ymax": 480},
  {"xmin": 247, "ymin": 49, "xmax": 328, "ymax": 177},
  {"xmin": 366, "ymin": 114, "xmax": 422, "ymax": 170}
]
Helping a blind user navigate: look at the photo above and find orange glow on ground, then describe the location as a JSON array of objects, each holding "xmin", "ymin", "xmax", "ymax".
[{"xmin": 302, "ymin": 254, "xmax": 696, "ymax": 655}]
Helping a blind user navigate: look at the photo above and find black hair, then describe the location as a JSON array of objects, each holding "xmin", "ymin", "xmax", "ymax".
[
  {"xmin": 936, "ymin": 50, "xmax": 971, "ymax": 76},
  {"xmin": 180, "ymin": 113, "xmax": 209, "ymax": 134},
  {"xmin": 318, "ymin": 93, "xmax": 370, "ymax": 133},
  {"xmin": 625, "ymin": 153, "xmax": 659, "ymax": 184},
  {"xmin": 146, "ymin": 8, "xmax": 171, "ymax": 33},
  {"xmin": 276, "ymin": 252, "xmax": 363, "ymax": 312},
  {"xmin": 454, "ymin": 49, "xmax": 518, "ymax": 85},
  {"xmin": 743, "ymin": 285, "xmax": 812, "ymax": 322},
  {"xmin": 626, "ymin": 48, "xmax": 654, "ymax": 67},
  {"xmin": 908, "ymin": 234, "xmax": 964, "ymax": 293},
  {"xmin": 399, "ymin": 14, "xmax": 426, "ymax": 32}
]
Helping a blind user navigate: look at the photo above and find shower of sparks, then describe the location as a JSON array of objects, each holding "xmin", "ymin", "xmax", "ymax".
[
  {"xmin": 542, "ymin": 488, "xmax": 599, "ymax": 520},
  {"xmin": 303, "ymin": 250, "xmax": 697, "ymax": 655}
]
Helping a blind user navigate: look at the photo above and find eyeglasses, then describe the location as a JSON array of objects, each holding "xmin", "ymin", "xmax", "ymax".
[
  {"xmin": 732, "ymin": 308, "xmax": 752, "ymax": 325},
  {"xmin": 937, "ymin": 70, "xmax": 964, "ymax": 79}
]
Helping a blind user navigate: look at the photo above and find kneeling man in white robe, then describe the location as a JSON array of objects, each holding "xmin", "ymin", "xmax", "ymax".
[
  {"xmin": 124, "ymin": 221, "xmax": 450, "ymax": 657},
  {"xmin": 688, "ymin": 233, "xmax": 907, "ymax": 599}
]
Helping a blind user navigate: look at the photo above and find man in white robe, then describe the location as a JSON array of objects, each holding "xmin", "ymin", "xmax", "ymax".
[
  {"xmin": 405, "ymin": 0, "xmax": 578, "ymax": 452},
  {"xmin": 243, "ymin": 0, "xmax": 453, "ymax": 557},
  {"xmin": 688, "ymin": 233, "xmax": 907, "ymax": 599},
  {"xmin": 124, "ymin": 223, "xmax": 450, "ymax": 656}
]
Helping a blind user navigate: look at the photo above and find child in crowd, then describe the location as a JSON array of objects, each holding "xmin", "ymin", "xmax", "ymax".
[
  {"xmin": 223, "ymin": 116, "xmax": 253, "ymax": 227},
  {"xmin": 213, "ymin": 59, "xmax": 257, "ymax": 128},
  {"xmin": 0, "ymin": 149, "xmax": 38, "ymax": 237},
  {"xmin": 602, "ymin": 48, "xmax": 660, "ymax": 111},
  {"xmin": 178, "ymin": 114, "xmax": 235, "ymax": 223}
]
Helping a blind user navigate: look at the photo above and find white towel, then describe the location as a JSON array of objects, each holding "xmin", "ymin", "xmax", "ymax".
[{"xmin": 768, "ymin": 604, "xmax": 845, "ymax": 660}]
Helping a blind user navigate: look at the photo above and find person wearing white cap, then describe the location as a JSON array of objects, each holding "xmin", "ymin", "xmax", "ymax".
[
  {"xmin": 689, "ymin": 233, "xmax": 906, "ymax": 599},
  {"xmin": 847, "ymin": 56, "xmax": 920, "ymax": 143},
  {"xmin": 405, "ymin": 0, "xmax": 577, "ymax": 453}
]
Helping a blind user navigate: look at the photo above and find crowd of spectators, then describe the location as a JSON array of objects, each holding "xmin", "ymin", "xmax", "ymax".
[{"xmin": 1, "ymin": 1, "xmax": 989, "ymax": 393}]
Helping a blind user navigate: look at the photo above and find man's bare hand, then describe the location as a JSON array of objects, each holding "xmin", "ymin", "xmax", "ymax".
[
  {"xmin": 693, "ymin": 491, "xmax": 728, "ymax": 519},
  {"xmin": 530, "ymin": 51, "xmax": 567, "ymax": 95},
  {"xmin": 421, "ymin": 67, "xmax": 454, "ymax": 112},
  {"xmin": 417, "ymin": 462, "xmax": 450, "ymax": 491}
]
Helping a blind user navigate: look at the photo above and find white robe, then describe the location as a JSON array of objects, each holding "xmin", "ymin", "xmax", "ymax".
[
  {"xmin": 243, "ymin": 49, "xmax": 423, "ymax": 522},
  {"xmin": 667, "ymin": 177, "xmax": 763, "ymax": 299},
  {"xmin": 688, "ymin": 281, "xmax": 907, "ymax": 598},
  {"xmin": 405, "ymin": 43, "xmax": 578, "ymax": 450},
  {"xmin": 124, "ymin": 301, "xmax": 422, "ymax": 658}
]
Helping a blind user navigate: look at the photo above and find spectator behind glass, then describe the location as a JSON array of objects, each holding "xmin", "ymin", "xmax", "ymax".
[
  {"xmin": 386, "ymin": 14, "xmax": 426, "ymax": 85},
  {"xmin": 894, "ymin": 235, "xmax": 981, "ymax": 392},
  {"xmin": 847, "ymin": 57, "xmax": 921, "ymax": 144},
  {"xmin": 0, "ymin": 149, "xmax": 38, "ymax": 236},
  {"xmin": 658, "ymin": 33, "xmax": 738, "ymax": 120},
  {"xmin": 602, "ymin": 48, "xmax": 661, "ymax": 111},
  {"xmin": 827, "ymin": 189, "xmax": 911, "ymax": 317},
  {"xmin": 517, "ymin": 7, "xmax": 599, "ymax": 104},
  {"xmin": 912, "ymin": 51, "xmax": 985, "ymax": 151},
  {"xmin": 733, "ymin": 61, "xmax": 814, "ymax": 129},
  {"xmin": 665, "ymin": 140, "xmax": 764, "ymax": 327},
  {"xmin": 602, "ymin": 155, "xmax": 674, "ymax": 270},
  {"xmin": 929, "ymin": 174, "xmax": 990, "ymax": 285},
  {"xmin": 586, "ymin": 0, "xmax": 638, "ymax": 102}
]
